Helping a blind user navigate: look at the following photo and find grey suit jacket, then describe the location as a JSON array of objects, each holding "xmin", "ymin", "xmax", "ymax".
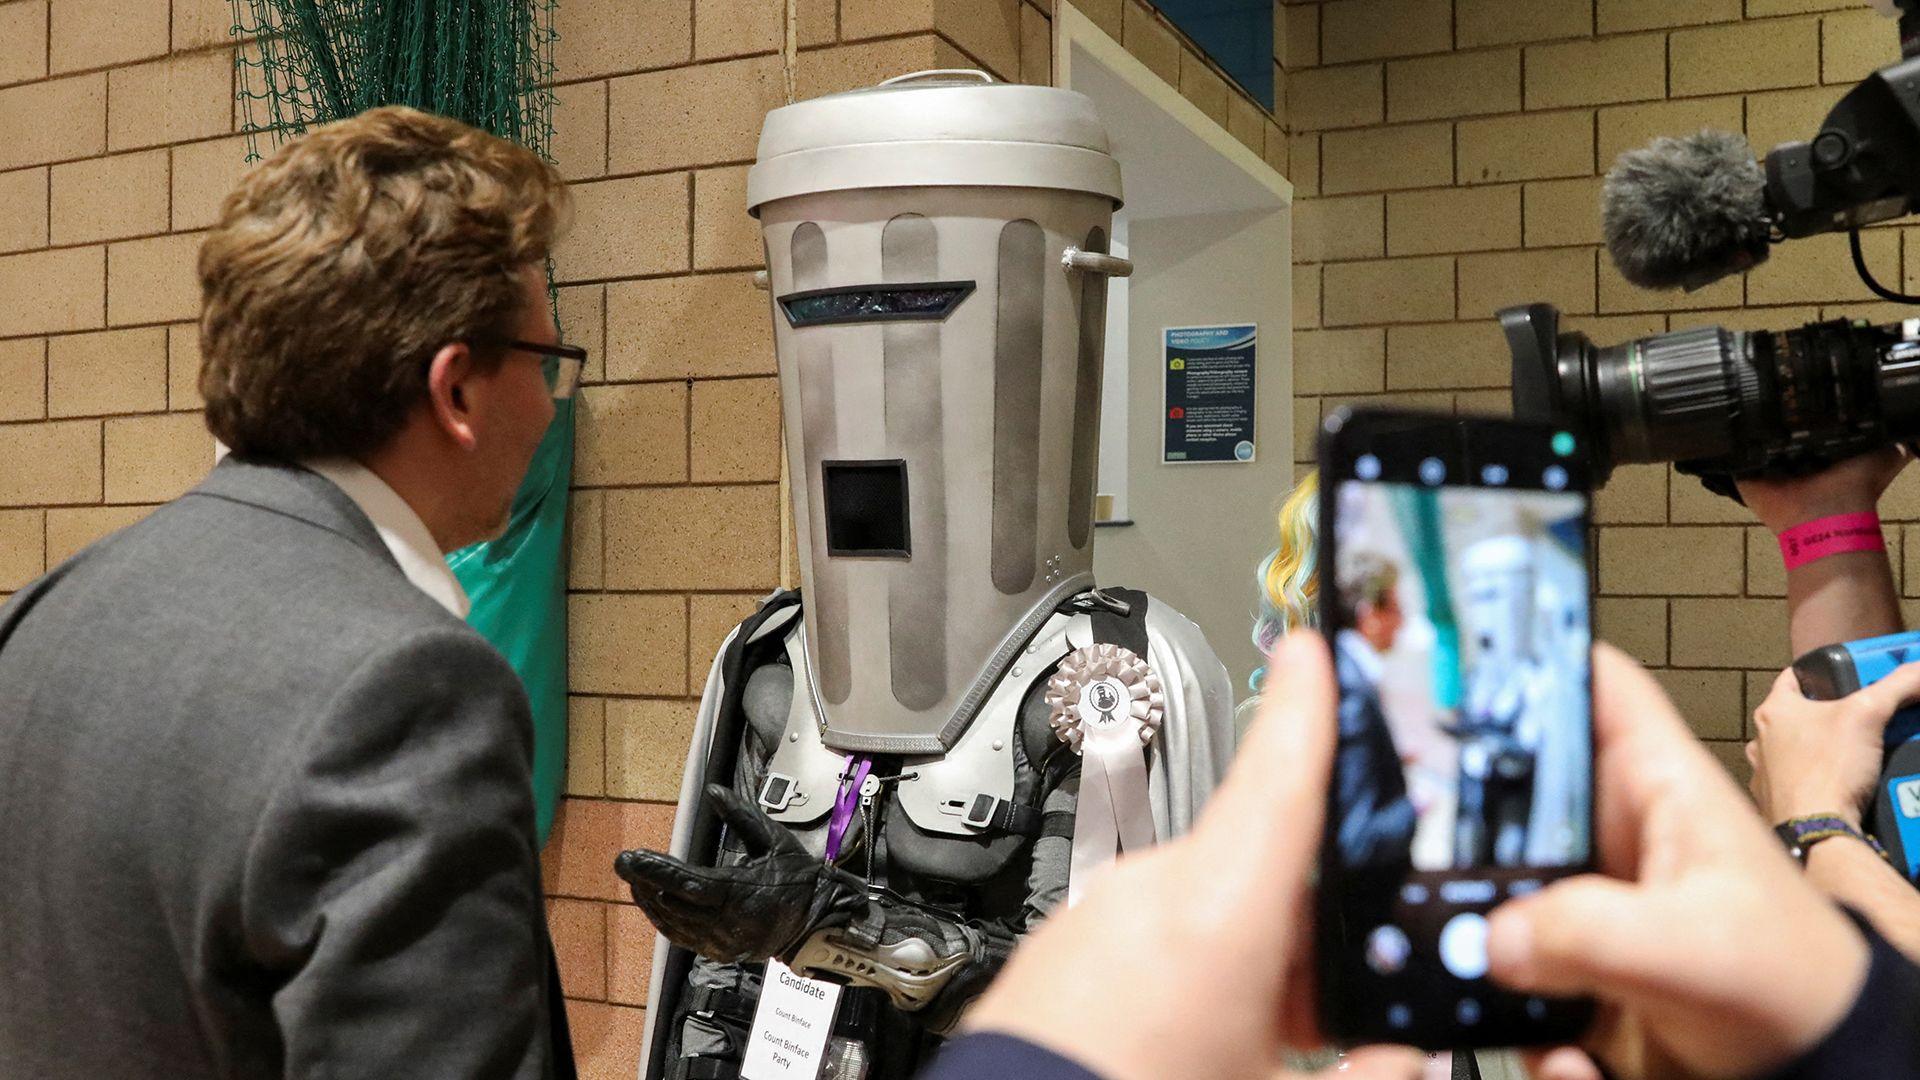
[{"xmin": 0, "ymin": 459, "xmax": 569, "ymax": 1079}]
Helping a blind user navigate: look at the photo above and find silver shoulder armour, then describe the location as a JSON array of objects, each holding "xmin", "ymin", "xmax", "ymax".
[
  {"xmin": 894, "ymin": 610, "xmax": 1079, "ymax": 836},
  {"xmin": 757, "ymin": 622, "xmax": 845, "ymax": 839}
]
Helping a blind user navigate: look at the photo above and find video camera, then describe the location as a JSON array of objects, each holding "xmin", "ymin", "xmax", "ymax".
[
  {"xmin": 1794, "ymin": 630, "xmax": 1920, "ymax": 882},
  {"xmin": 1503, "ymin": 2, "xmax": 1920, "ymax": 495}
]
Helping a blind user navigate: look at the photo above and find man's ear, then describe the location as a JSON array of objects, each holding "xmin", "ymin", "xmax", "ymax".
[{"xmin": 425, "ymin": 342, "xmax": 480, "ymax": 452}]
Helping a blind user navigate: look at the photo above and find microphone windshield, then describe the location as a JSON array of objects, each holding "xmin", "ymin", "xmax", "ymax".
[{"xmin": 1602, "ymin": 129, "xmax": 1772, "ymax": 291}]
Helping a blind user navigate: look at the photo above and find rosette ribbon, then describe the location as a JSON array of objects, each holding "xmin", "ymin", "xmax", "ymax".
[{"xmin": 1046, "ymin": 642, "xmax": 1165, "ymax": 906}]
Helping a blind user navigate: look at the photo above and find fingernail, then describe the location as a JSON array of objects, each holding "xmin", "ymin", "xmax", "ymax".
[{"xmin": 1485, "ymin": 906, "xmax": 1534, "ymax": 984}]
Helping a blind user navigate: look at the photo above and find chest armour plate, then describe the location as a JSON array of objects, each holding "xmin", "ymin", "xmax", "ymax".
[
  {"xmin": 758, "ymin": 610, "xmax": 1091, "ymax": 840},
  {"xmin": 895, "ymin": 611, "xmax": 1077, "ymax": 836}
]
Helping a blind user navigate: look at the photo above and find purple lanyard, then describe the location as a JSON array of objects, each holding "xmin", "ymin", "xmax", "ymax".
[{"xmin": 823, "ymin": 755, "xmax": 871, "ymax": 863}]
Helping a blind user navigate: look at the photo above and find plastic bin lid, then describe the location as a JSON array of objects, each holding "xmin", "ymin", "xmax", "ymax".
[{"xmin": 747, "ymin": 69, "xmax": 1124, "ymax": 215}]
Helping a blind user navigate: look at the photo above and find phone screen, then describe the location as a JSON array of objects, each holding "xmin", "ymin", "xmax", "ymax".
[{"xmin": 1316, "ymin": 409, "xmax": 1595, "ymax": 1049}]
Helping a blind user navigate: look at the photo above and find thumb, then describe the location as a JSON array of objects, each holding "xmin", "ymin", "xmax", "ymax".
[
  {"xmin": 612, "ymin": 849, "xmax": 698, "ymax": 907},
  {"xmin": 1765, "ymin": 662, "xmax": 1800, "ymax": 703},
  {"xmin": 1522, "ymin": 1047, "xmax": 1607, "ymax": 1080},
  {"xmin": 1295, "ymin": 1046, "xmax": 1423, "ymax": 1079},
  {"xmin": 1487, "ymin": 875, "xmax": 1665, "ymax": 1000}
]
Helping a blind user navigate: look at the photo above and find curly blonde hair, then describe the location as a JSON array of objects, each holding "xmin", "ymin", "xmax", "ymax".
[
  {"xmin": 197, "ymin": 105, "xmax": 571, "ymax": 460},
  {"xmin": 1249, "ymin": 470, "xmax": 1319, "ymax": 691}
]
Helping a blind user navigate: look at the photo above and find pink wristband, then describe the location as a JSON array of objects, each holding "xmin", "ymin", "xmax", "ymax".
[{"xmin": 1778, "ymin": 511, "xmax": 1885, "ymax": 570}]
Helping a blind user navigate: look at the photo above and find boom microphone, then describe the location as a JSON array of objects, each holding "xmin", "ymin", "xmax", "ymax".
[{"xmin": 1601, "ymin": 129, "xmax": 1772, "ymax": 292}]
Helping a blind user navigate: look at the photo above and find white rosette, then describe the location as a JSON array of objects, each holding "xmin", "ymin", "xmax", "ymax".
[{"xmin": 1045, "ymin": 642, "xmax": 1164, "ymax": 905}]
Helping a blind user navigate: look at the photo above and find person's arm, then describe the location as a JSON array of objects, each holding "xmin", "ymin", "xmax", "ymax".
[
  {"xmin": 1736, "ymin": 447, "xmax": 1909, "ymax": 656},
  {"xmin": 1805, "ymin": 841, "xmax": 1920, "ymax": 961},
  {"xmin": 1750, "ymin": 662, "xmax": 1920, "ymax": 962},
  {"xmin": 241, "ymin": 629, "xmax": 560, "ymax": 1079},
  {"xmin": 1778, "ymin": 550, "xmax": 1901, "ymax": 657},
  {"xmin": 1762, "ymin": 917, "xmax": 1920, "ymax": 1080},
  {"xmin": 916, "ymin": 1032, "xmax": 1103, "ymax": 1080}
]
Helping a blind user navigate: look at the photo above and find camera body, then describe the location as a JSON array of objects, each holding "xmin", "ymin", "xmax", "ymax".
[
  {"xmin": 1500, "ymin": 303, "xmax": 1920, "ymax": 495},
  {"xmin": 1764, "ymin": 51, "xmax": 1920, "ymax": 241},
  {"xmin": 1549, "ymin": 9, "xmax": 1920, "ymax": 492},
  {"xmin": 1793, "ymin": 630, "xmax": 1920, "ymax": 885}
]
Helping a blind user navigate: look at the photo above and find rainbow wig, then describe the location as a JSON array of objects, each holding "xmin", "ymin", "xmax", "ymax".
[{"xmin": 1249, "ymin": 469, "xmax": 1319, "ymax": 693}]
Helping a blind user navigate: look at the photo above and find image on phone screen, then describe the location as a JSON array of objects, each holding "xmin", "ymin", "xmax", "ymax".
[{"xmin": 1317, "ymin": 411, "xmax": 1595, "ymax": 1049}]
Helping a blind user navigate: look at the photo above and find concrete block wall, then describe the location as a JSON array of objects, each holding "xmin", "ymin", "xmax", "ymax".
[
  {"xmin": 1285, "ymin": 0, "xmax": 1920, "ymax": 780},
  {"xmin": 0, "ymin": 1, "xmax": 1273, "ymax": 1073},
  {"xmin": 0, "ymin": 0, "xmax": 242, "ymax": 604}
]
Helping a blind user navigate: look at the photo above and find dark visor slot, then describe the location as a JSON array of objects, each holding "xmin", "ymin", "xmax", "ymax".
[{"xmin": 779, "ymin": 282, "xmax": 974, "ymax": 327}]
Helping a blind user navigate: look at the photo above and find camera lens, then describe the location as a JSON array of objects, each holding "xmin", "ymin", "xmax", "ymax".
[
  {"xmin": 1604, "ymin": 326, "xmax": 1745, "ymax": 465},
  {"xmin": 1505, "ymin": 317, "xmax": 1750, "ymax": 481},
  {"xmin": 1501, "ymin": 302, "xmax": 1914, "ymax": 489}
]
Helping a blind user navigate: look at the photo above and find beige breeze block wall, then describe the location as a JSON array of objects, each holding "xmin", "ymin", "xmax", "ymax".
[
  {"xmin": 0, "ymin": 1, "xmax": 1279, "ymax": 1076},
  {"xmin": 1285, "ymin": 0, "xmax": 1920, "ymax": 781}
]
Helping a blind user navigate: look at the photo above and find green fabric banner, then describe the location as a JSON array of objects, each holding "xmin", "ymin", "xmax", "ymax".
[
  {"xmin": 232, "ymin": 0, "xmax": 569, "ymax": 843},
  {"xmin": 1391, "ymin": 486, "xmax": 1463, "ymax": 710},
  {"xmin": 447, "ymin": 397, "xmax": 574, "ymax": 844}
]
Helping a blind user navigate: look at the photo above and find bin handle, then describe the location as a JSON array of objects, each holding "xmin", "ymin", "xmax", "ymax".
[
  {"xmin": 879, "ymin": 69, "xmax": 996, "ymax": 86},
  {"xmin": 1062, "ymin": 248, "xmax": 1133, "ymax": 278}
]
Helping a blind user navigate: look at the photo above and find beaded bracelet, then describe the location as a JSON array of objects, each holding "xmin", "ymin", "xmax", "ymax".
[{"xmin": 1777, "ymin": 814, "xmax": 1891, "ymax": 863}]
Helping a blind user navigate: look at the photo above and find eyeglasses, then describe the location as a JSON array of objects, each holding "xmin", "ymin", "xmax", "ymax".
[{"xmin": 500, "ymin": 339, "xmax": 587, "ymax": 400}]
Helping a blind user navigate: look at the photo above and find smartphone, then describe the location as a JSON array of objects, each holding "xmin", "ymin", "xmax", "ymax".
[{"xmin": 1314, "ymin": 407, "xmax": 1596, "ymax": 1050}]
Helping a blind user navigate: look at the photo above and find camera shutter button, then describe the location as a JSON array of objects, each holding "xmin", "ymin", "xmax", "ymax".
[{"xmin": 1439, "ymin": 913, "xmax": 1490, "ymax": 980}]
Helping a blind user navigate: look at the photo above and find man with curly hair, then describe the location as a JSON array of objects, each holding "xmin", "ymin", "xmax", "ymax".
[{"xmin": 0, "ymin": 107, "xmax": 579, "ymax": 1080}]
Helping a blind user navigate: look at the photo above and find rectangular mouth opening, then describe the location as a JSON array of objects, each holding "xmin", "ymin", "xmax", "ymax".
[{"xmin": 822, "ymin": 460, "xmax": 910, "ymax": 558}]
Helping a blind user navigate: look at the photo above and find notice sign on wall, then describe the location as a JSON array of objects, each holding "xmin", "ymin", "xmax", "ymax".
[{"xmin": 1163, "ymin": 324, "xmax": 1257, "ymax": 464}]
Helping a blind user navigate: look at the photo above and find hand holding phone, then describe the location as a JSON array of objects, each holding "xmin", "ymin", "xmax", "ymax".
[
  {"xmin": 960, "ymin": 631, "xmax": 1428, "ymax": 1080},
  {"xmin": 1494, "ymin": 647, "xmax": 1874, "ymax": 1080},
  {"xmin": 1316, "ymin": 408, "xmax": 1597, "ymax": 1050}
]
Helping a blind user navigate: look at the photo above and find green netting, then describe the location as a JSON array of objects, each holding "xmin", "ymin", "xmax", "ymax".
[
  {"xmin": 229, "ymin": 0, "xmax": 572, "ymax": 844},
  {"xmin": 232, "ymin": 0, "xmax": 557, "ymax": 161}
]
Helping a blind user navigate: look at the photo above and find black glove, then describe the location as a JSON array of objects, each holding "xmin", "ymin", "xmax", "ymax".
[{"xmin": 613, "ymin": 783, "xmax": 868, "ymax": 965}]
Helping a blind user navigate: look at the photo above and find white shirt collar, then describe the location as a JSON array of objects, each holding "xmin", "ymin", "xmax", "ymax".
[
  {"xmin": 300, "ymin": 458, "xmax": 471, "ymax": 619},
  {"xmin": 1336, "ymin": 628, "xmax": 1385, "ymax": 683}
]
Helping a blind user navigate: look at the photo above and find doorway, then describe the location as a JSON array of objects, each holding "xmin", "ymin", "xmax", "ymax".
[{"xmin": 1058, "ymin": 5, "xmax": 1294, "ymax": 696}]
